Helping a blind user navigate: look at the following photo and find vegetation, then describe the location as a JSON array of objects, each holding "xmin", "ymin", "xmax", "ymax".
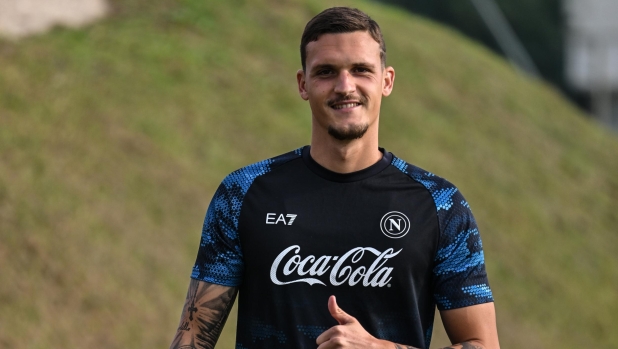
[
  {"xmin": 375, "ymin": 0, "xmax": 572, "ymax": 105},
  {"xmin": 1, "ymin": 0, "xmax": 616, "ymax": 348}
]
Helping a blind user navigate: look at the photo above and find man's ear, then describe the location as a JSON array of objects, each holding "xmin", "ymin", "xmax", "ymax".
[
  {"xmin": 297, "ymin": 69, "xmax": 309, "ymax": 101},
  {"xmin": 382, "ymin": 66, "xmax": 395, "ymax": 97}
]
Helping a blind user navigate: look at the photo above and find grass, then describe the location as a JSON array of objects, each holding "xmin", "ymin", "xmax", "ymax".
[{"xmin": 0, "ymin": 0, "xmax": 617, "ymax": 348}]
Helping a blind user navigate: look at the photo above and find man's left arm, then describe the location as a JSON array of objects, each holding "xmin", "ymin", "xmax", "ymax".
[
  {"xmin": 316, "ymin": 296, "xmax": 499, "ymax": 349},
  {"xmin": 437, "ymin": 302, "xmax": 499, "ymax": 349}
]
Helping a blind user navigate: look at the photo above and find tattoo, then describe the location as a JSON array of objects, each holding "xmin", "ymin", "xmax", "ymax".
[
  {"xmin": 178, "ymin": 322, "xmax": 190, "ymax": 332},
  {"xmin": 394, "ymin": 344, "xmax": 420, "ymax": 349},
  {"xmin": 170, "ymin": 280, "xmax": 238, "ymax": 349}
]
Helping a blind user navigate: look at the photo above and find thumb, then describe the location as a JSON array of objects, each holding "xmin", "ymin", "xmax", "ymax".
[{"xmin": 328, "ymin": 295, "xmax": 355, "ymax": 325}]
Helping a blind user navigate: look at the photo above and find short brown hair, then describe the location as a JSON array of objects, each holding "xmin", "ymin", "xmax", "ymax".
[{"xmin": 300, "ymin": 7, "xmax": 386, "ymax": 71}]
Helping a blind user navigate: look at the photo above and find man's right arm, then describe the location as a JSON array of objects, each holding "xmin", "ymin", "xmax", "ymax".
[{"xmin": 170, "ymin": 279, "xmax": 239, "ymax": 349}]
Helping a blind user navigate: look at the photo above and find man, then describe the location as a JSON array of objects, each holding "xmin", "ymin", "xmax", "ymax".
[{"xmin": 170, "ymin": 7, "xmax": 499, "ymax": 349}]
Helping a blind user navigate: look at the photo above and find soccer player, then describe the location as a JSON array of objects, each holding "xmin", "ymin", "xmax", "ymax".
[{"xmin": 170, "ymin": 7, "xmax": 500, "ymax": 349}]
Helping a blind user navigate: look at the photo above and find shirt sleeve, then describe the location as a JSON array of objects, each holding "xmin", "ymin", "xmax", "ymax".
[
  {"xmin": 190, "ymin": 150, "xmax": 304, "ymax": 286},
  {"xmin": 191, "ymin": 180, "xmax": 245, "ymax": 287},
  {"xmin": 432, "ymin": 188, "xmax": 493, "ymax": 310}
]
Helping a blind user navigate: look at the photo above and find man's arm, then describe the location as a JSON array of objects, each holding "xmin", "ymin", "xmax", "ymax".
[
  {"xmin": 437, "ymin": 302, "xmax": 499, "ymax": 349},
  {"xmin": 169, "ymin": 279, "xmax": 238, "ymax": 349},
  {"xmin": 316, "ymin": 296, "xmax": 499, "ymax": 349}
]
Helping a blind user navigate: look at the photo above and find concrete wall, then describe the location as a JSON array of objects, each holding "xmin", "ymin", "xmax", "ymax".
[
  {"xmin": 0, "ymin": 0, "xmax": 108, "ymax": 39},
  {"xmin": 565, "ymin": 0, "xmax": 618, "ymax": 129}
]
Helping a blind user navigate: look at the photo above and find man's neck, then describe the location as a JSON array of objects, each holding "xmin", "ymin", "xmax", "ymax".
[{"xmin": 309, "ymin": 132, "xmax": 382, "ymax": 174}]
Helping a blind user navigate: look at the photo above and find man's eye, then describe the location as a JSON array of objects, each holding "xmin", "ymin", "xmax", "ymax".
[
  {"xmin": 354, "ymin": 67, "xmax": 370, "ymax": 73},
  {"xmin": 317, "ymin": 69, "xmax": 332, "ymax": 75}
]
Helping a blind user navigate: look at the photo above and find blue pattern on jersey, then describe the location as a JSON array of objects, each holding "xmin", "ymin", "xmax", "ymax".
[
  {"xmin": 374, "ymin": 314, "xmax": 410, "ymax": 345},
  {"xmin": 391, "ymin": 156, "xmax": 408, "ymax": 173},
  {"xmin": 297, "ymin": 325, "xmax": 328, "ymax": 339},
  {"xmin": 462, "ymin": 283, "xmax": 493, "ymax": 300},
  {"xmin": 251, "ymin": 319, "xmax": 287, "ymax": 344},
  {"xmin": 431, "ymin": 187, "xmax": 457, "ymax": 211},
  {"xmin": 434, "ymin": 295, "xmax": 453, "ymax": 310},
  {"xmin": 191, "ymin": 148, "xmax": 303, "ymax": 286},
  {"xmin": 436, "ymin": 283, "xmax": 494, "ymax": 309},
  {"xmin": 390, "ymin": 155, "xmax": 493, "ymax": 310},
  {"xmin": 425, "ymin": 324, "xmax": 433, "ymax": 349},
  {"xmin": 434, "ymin": 228, "xmax": 485, "ymax": 275}
]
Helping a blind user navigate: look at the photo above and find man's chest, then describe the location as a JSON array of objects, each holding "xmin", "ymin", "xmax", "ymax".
[{"xmin": 237, "ymin": 169, "xmax": 439, "ymax": 289}]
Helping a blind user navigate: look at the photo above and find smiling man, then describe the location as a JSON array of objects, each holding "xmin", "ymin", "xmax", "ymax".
[{"xmin": 170, "ymin": 7, "xmax": 499, "ymax": 349}]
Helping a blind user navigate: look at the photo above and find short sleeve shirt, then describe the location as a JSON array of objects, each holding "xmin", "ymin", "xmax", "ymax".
[{"xmin": 192, "ymin": 146, "xmax": 493, "ymax": 349}]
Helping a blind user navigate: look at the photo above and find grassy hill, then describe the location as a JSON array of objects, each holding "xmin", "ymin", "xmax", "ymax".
[{"xmin": 1, "ymin": 0, "xmax": 617, "ymax": 348}]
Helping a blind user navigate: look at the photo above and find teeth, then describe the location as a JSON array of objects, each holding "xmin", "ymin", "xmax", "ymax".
[{"xmin": 333, "ymin": 103, "xmax": 359, "ymax": 109}]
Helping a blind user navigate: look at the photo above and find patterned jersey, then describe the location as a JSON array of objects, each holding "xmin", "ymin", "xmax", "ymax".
[{"xmin": 192, "ymin": 146, "xmax": 493, "ymax": 349}]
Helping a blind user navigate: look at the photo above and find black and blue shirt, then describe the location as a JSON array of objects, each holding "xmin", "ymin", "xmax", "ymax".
[{"xmin": 192, "ymin": 146, "xmax": 493, "ymax": 349}]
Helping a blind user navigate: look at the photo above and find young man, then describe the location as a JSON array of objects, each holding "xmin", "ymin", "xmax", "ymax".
[{"xmin": 170, "ymin": 7, "xmax": 499, "ymax": 349}]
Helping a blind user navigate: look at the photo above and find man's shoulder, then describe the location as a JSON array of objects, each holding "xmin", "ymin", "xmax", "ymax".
[
  {"xmin": 219, "ymin": 147, "xmax": 304, "ymax": 192},
  {"xmin": 389, "ymin": 154, "xmax": 457, "ymax": 191},
  {"xmin": 388, "ymin": 153, "xmax": 467, "ymax": 211}
]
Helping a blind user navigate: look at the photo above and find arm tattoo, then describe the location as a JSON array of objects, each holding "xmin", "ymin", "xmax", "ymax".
[{"xmin": 170, "ymin": 280, "xmax": 238, "ymax": 349}]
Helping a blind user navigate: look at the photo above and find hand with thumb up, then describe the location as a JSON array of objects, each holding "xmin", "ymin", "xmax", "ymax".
[{"xmin": 316, "ymin": 295, "xmax": 396, "ymax": 349}]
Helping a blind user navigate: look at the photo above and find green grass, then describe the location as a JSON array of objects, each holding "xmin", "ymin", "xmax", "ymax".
[{"xmin": 1, "ymin": 0, "xmax": 617, "ymax": 348}]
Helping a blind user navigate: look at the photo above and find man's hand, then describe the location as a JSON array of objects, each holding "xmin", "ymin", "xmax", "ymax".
[
  {"xmin": 316, "ymin": 295, "xmax": 393, "ymax": 349},
  {"xmin": 316, "ymin": 296, "xmax": 497, "ymax": 349}
]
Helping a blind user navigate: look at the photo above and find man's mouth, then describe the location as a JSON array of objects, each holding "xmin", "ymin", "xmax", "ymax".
[{"xmin": 331, "ymin": 102, "xmax": 362, "ymax": 110}]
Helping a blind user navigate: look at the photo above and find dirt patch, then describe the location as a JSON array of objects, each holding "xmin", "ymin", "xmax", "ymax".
[{"xmin": 0, "ymin": 0, "xmax": 108, "ymax": 39}]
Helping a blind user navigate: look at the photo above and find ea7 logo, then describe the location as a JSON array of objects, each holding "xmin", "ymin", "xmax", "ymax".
[{"xmin": 266, "ymin": 213, "xmax": 298, "ymax": 225}]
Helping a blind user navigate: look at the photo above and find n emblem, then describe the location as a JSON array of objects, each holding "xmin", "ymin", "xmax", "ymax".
[{"xmin": 380, "ymin": 211, "xmax": 410, "ymax": 239}]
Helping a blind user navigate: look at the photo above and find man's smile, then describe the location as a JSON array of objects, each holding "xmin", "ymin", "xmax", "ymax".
[
  {"xmin": 331, "ymin": 102, "xmax": 362, "ymax": 110},
  {"xmin": 328, "ymin": 95, "xmax": 366, "ymax": 111}
]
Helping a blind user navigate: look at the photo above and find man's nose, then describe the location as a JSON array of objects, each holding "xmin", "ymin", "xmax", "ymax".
[{"xmin": 334, "ymin": 71, "xmax": 356, "ymax": 95}]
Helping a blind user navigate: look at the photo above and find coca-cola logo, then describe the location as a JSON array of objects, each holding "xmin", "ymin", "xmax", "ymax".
[{"xmin": 270, "ymin": 245, "xmax": 401, "ymax": 287}]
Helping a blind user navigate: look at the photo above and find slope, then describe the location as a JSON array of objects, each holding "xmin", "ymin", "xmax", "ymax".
[{"xmin": 0, "ymin": 0, "xmax": 617, "ymax": 348}]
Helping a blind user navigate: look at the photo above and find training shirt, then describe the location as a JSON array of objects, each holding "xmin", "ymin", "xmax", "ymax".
[{"xmin": 191, "ymin": 146, "xmax": 493, "ymax": 349}]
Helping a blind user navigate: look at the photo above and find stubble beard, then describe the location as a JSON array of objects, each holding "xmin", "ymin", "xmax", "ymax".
[
  {"xmin": 327, "ymin": 123, "xmax": 369, "ymax": 141},
  {"xmin": 326, "ymin": 94, "xmax": 370, "ymax": 141}
]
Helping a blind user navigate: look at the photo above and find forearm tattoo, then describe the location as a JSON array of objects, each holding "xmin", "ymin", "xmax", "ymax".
[{"xmin": 170, "ymin": 280, "xmax": 238, "ymax": 349}]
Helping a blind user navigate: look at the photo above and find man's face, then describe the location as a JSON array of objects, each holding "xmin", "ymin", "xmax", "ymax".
[{"xmin": 297, "ymin": 31, "xmax": 395, "ymax": 141}]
